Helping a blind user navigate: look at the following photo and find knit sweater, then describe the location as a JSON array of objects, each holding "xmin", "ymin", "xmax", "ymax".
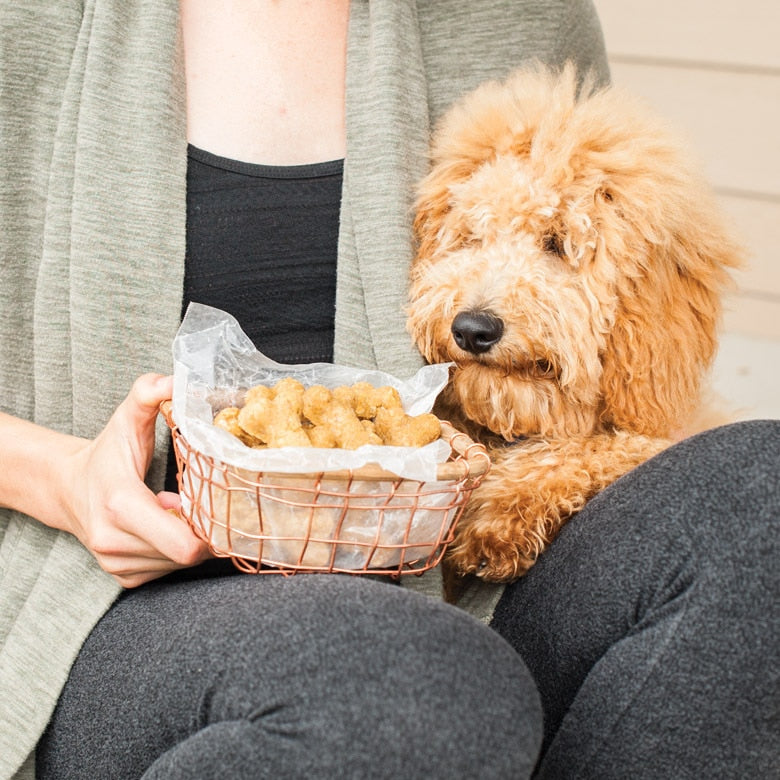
[{"xmin": 0, "ymin": 2, "xmax": 608, "ymax": 776}]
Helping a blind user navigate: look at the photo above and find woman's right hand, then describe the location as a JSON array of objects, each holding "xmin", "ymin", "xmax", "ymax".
[{"xmin": 0, "ymin": 374, "xmax": 210, "ymax": 588}]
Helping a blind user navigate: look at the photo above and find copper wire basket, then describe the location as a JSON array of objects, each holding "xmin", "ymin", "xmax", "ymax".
[{"xmin": 161, "ymin": 401, "xmax": 490, "ymax": 577}]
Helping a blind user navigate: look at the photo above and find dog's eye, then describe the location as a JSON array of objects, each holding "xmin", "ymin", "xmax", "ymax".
[{"xmin": 542, "ymin": 233, "xmax": 566, "ymax": 258}]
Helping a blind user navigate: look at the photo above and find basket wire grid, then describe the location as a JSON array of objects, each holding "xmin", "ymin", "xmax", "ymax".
[{"xmin": 161, "ymin": 401, "xmax": 490, "ymax": 577}]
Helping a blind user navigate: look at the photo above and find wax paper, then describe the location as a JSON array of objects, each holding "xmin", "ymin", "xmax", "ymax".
[{"xmin": 171, "ymin": 303, "xmax": 453, "ymax": 482}]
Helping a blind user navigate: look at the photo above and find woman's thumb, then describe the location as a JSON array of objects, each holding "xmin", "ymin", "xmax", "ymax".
[{"xmin": 128, "ymin": 374, "xmax": 173, "ymax": 416}]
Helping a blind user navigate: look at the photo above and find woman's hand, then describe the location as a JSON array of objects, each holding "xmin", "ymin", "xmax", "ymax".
[
  {"xmin": 59, "ymin": 373, "xmax": 211, "ymax": 587},
  {"xmin": 1, "ymin": 374, "xmax": 210, "ymax": 588}
]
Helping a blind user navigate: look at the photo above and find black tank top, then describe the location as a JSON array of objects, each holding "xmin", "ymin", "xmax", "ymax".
[
  {"xmin": 183, "ymin": 145, "xmax": 342, "ymax": 363},
  {"xmin": 164, "ymin": 147, "xmax": 342, "ymax": 505}
]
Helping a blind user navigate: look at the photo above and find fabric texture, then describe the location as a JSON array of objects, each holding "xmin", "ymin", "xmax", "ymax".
[
  {"xmin": 37, "ymin": 575, "xmax": 542, "ymax": 779},
  {"xmin": 184, "ymin": 148, "xmax": 342, "ymax": 365},
  {"xmin": 491, "ymin": 420, "xmax": 780, "ymax": 778},
  {"xmin": 0, "ymin": 1, "xmax": 609, "ymax": 776}
]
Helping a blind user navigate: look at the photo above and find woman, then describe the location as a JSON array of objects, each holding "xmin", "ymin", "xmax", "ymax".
[{"xmin": 1, "ymin": 1, "xmax": 776, "ymax": 778}]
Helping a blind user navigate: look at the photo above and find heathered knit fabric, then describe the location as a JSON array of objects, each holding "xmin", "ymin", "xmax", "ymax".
[{"xmin": 0, "ymin": 2, "xmax": 609, "ymax": 776}]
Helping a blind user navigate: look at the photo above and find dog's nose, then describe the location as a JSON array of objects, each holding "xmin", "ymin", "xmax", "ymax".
[{"xmin": 451, "ymin": 310, "xmax": 504, "ymax": 354}]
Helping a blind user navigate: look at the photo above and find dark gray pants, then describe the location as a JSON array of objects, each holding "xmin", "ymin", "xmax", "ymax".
[
  {"xmin": 38, "ymin": 421, "xmax": 779, "ymax": 778},
  {"xmin": 492, "ymin": 419, "xmax": 780, "ymax": 778},
  {"xmin": 37, "ymin": 573, "xmax": 540, "ymax": 779}
]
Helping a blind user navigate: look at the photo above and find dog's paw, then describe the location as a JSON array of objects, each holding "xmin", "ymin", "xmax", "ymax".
[
  {"xmin": 446, "ymin": 536, "xmax": 536, "ymax": 582},
  {"xmin": 447, "ymin": 456, "xmax": 570, "ymax": 581},
  {"xmin": 447, "ymin": 505, "xmax": 542, "ymax": 583}
]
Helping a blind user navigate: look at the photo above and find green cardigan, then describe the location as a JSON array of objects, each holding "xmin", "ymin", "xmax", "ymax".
[{"xmin": 0, "ymin": 2, "xmax": 608, "ymax": 776}]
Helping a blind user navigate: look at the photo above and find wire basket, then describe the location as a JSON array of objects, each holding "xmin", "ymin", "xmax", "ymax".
[{"xmin": 161, "ymin": 401, "xmax": 490, "ymax": 577}]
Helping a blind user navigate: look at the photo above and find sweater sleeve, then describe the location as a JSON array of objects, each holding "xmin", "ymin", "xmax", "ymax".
[{"xmin": 555, "ymin": 0, "xmax": 611, "ymax": 86}]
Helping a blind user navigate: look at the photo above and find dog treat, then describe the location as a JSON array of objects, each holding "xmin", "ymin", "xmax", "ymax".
[
  {"xmin": 213, "ymin": 407, "xmax": 264, "ymax": 448},
  {"xmin": 302, "ymin": 384, "xmax": 383, "ymax": 449},
  {"xmin": 213, "ymin": 378, "xmax": 441, "ymax": 449},
  {"xmin": 374, "ymin": 405, "xmax": 443, "ymax": 447},
  {"xmin": 236, "ymin": 377, "xmax": 312, "ymax": 448},
  {"xmin": 333, "ymin": 381, "xmax": 403, "ymax": 419}
]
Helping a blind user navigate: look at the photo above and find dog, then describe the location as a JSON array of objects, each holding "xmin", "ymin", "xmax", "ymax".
[{"xmin": 407, "ymin": 63, "xmax": 744, "ymax": 584}]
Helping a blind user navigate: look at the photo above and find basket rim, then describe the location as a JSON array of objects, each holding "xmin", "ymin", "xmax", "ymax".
[{"xmin": 159, "ymin": 399, "xmax": 490, "ymax": 482}]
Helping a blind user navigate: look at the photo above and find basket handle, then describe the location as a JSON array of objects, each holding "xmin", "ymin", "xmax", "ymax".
[{"xmin": 160, "ymin": 399, "xmax": 173, "ymax": 426}]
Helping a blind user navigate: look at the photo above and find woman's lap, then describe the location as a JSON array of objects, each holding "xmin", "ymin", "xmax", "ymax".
[
  {"xmin": 37, "ymin": 420, "xmax": 779, "ymax": 778},
  {"xmin": 492, "ymin": 419, "xmax": 780, "ymax": 778},
  {"xmin": 37, "ymin": 573, "xmax": 541, "ymax": 779}
]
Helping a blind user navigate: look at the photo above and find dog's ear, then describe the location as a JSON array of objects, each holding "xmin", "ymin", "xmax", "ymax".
[
  {"xmin": 412, "ymin": 159, "xmax": 469, "ymax": 267},
  {"xmin": 598, "ymin": 183, "xmax": 744, "ymax": 436}
]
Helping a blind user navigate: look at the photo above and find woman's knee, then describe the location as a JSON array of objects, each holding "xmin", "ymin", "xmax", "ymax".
[
  {"xmin": 573, "ymin": 419, "xmax": 780, "ymax": 561},
  {"xmin": 40, "ymin": 574, "xmax": 543, "ymax": 779},
  {"xmin": 222, "ymin": 576, "xmax": 543, "ymax": 777}
]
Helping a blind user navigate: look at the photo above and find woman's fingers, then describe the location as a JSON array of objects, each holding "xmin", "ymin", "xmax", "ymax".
[
  {"xmin": 130, "ymin": 372, "xmax": 174, "ymax": 410},
  {"xmin": 59, "ymin": 374, "xmax": 212, "ymax": 586},
  {"xmin": 87, "ymin": 498, "xmax": 205, "ymax": 563},
  {"xmin": 156, "ymin": 490, "xmax": 182, "ymax": 512},
  {"xmin": 123, "ymin": 491, "xmax": 208, "ymax": 565},
  {"xmin": 86, "ymin": 490, "xmax": 210, "ymax": 585}
]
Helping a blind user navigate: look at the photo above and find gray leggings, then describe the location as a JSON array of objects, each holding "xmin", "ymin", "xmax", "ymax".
[
  {"xmin": 492, "ymin": 419, "xmax": 780, "ymax": 778},
  {"xmin": 38, "ymin": 421, "xmax": 779, "ymax": 778},
  {"xmin": 36, "ymin": 573, "xmax": 540, "ymax": 779}
]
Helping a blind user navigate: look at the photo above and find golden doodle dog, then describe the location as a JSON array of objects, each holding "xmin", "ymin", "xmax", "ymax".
[{"xmin": 407, "ymin": 63, "xmax": 743, "ymax": 584}]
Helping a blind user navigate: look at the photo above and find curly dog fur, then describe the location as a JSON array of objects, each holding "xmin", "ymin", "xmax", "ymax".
[{"xmin": 407, "ymin": 64, "xmax": 744, "ymax": 583}]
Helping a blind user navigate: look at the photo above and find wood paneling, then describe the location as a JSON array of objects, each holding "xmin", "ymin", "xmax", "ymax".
[
  {"xmin": 724, "ymin": 295, "xmax": 780, "ymax": 340},
  {"xmin": 594, "ymin": 0, "xmax": 780, "ymax": 69},
  {"xmin": 721, "ymin": 195, "xmax": 780, "ymax": 297}
]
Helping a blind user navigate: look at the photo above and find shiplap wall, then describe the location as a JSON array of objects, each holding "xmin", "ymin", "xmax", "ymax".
[{"xmin": 592, "ymin": 0, "xmax": 780, "ymax": 341}]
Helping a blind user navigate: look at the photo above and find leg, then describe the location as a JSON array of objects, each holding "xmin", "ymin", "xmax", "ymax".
[
  {"xmin": 491, "ymin": 420, "xmax": 780, "ymax": 779},
  {"xmin": 38, "ymin": 574, "xmax": 541, "ymax": 779}
]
